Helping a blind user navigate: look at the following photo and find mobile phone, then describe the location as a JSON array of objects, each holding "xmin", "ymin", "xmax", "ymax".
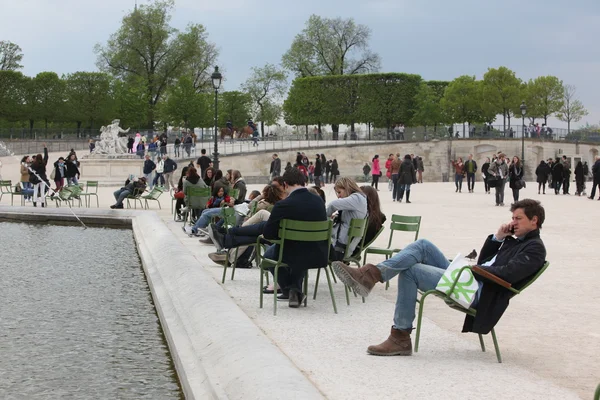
[{"xmin": 510, "ymin": 226, "xmax": 515, "ymax": 234}]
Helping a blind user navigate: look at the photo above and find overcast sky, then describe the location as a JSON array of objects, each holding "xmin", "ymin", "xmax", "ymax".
[{"xmin": 1, "ymin": 0, "xmax": 598, "ymax": 129}]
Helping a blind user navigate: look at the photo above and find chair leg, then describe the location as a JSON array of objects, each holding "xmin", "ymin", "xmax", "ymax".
[
  {"xmin": 222, "ymin": 251, "xmax": 229, "ymax": 284},
  {"xmin": 303, "ymin": 271, "xmax": 308, "ymax": 307},
  {"xmin": 478, "ymin": 334, "xmax": 486, "ymax": 352},
  {"xmin": 491, "ymin": 328, "xmax": 502, "ymax": 363},
  {"xmin": 259, "ymin": 264, "xmax": 264, "ymax": 309},
  {"xmin": 344, "ymin": 284, "xmax": 350, "ymax": 306},
  {"xmin": 325, "ymin": 267, "xmax": 338, "ymax": 314},
  {"xmin": 414, "ymin": 292, "xmax": 432, "ymax": 352},
  {"xmin": 273, "ymin": 266, "xmax": 279, "ymax": 315},
  {"xmin": 157, "ymin": 200, "xmax": 161, "ymax": 210},
  {"xmin": 313, "ymin": 268, "xmax": 321, "ymax": 299},
  {"xmin": 329, "ymin": 264, "xmax": 337, "ymax": 283},
  {"xmin": 231, "ymin": 247, "xmax": 240, "ymax": 281}
]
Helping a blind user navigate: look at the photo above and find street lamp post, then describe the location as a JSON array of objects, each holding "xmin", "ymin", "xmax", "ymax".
[
  {"xmin": 520, "ymin": 101, "xmax": 527, "ymax": 166},
  {"xmin": 211, "ymin": 66, "xmax": 222, "ymax": 170}
]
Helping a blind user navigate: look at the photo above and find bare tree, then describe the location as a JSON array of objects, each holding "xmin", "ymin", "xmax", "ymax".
[
  {"xmin": 556, "ymin": 84, "xmax": 588, "ymax": 134},
  {"xmin": 0, "ymin": 41, "xmax": 24, "ymax": 71}
]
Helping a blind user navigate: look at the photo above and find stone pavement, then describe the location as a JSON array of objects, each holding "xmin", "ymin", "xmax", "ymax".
[{"xmin": 0, "ymin": 178, "xmax": 597, "ymax": 399}]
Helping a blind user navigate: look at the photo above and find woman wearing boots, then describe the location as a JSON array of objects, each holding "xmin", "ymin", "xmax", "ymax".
[
  {"xmin": 29, "ymin": 144, "xmax": 49, "ymax": 207},
  {"xmin": 371, "ymin": 155, "xmax": 381, "ymax": 190},
  {"xmin": 451, "ymin": 158, "xmax": 465, "ymax": 193},
  {"xmin": 508, "ymin": 156, "xmax": 524, "ymax": 203},
  {"xmin": 535, "ymin": 160, "xmax": 550, "ymax": 194},
  {"xmin": 487, "ymin": 153, "xmax": 508, "ymax": 206},
  {"xmin": 397, "ymin": 154, "xmax": 416, "ymax": 203},
  {"xmin": 574, "ymin": 161, "xmax": 585, "ymax": 196}
]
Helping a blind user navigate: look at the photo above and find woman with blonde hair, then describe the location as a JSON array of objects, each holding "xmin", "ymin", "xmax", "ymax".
[{"xmin": 327, "ymin": 177, "xmax": 368, "ymax": 261}]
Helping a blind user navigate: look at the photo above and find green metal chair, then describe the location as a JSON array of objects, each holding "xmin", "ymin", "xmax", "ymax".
[
  {"xmin": 142, "ymin": 186, "xmax": 164, "ymax": 209},
  {"xmin": 256, "ymin": 219, "xmax": 335, "ymax": 315},
  {"xmin": 53, "ymin": 186, "xmax": 75, "ymax": 207},
  {"xmin": 182, "ymin": 186, "xmax": 211, "ymax": 226},
  {"xmin": 594, "ymin": 383, "xmax": 600, "ymax": 400},
  {"xmin": 125, "ymin": 187, "xmax": 145, "ymax": 209},
  {"xmin": 0, "ymin": 180, "xmax": 14, "ymax": 204},
  {"xmin": 80, "ymin": 181, "xmax": 99, "ymax": 208},
  {"xmin": 219, "ymin": 207, "xmax": 248, "ymax": 283},
  {"xmin": 414, "ymin": 261, "xmax": 550, "ymax": 363},
  {"xmin": 229, "ymin": 188, "xmax": 240, "ymax": 201}
]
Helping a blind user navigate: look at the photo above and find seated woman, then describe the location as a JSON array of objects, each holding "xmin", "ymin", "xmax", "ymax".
[
  {"xmin": 309, "ymin": 185, "xmax": 326, "ymax": 203},
  {"xmin": 230, "ymin": 169, "xmax": 247, "ymax": 204},
  {"xmin": 206, "ymin": 185, "xmax": 231, "ymax": 209},
  {"xmin": 327, "ymin": 177, "xmax": 368, "ymax": 261},
  {"xmin": 173, "ymin": 166, "xmax": 189, "ymax": 221},
  {"xmin": 181, "ymin": 167, "xmax": 208, "ymax": 219},
  {"xmin": 203, "ymin": 167, "xmax": 215, "ymax": 186},
  {"xmin": 355, "ymin": 185, "xmax": 386, "ymax": 254}
]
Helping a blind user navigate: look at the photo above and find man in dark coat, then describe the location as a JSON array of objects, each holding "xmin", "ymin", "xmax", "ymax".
[
  {"xmin": 552, "ymin": 158, "xmax": 564, "ymax": 194},
  {"xmin": 589, "ymin": 156, "xmax": 600, "ymax": 200},
  {"xmin": 270, "ymin": 153, "xmax": 281, "ymax": 179},
  {"xmin": 331, "ymin": 199, "xmax": 546, "ymax": 357}
]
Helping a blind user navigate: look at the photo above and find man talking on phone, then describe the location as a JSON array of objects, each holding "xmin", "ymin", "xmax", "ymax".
[{"xmin": 332, "ymin": 199, "xmax": 547, "ymax": 357}]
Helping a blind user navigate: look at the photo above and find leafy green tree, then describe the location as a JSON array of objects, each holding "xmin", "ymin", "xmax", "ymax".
[
  {"xmin": 523, "ymin": 76, "xmax": 564, "ymax": 125},
  {"xmin": 95, "ymin": 0, "xmax": 218, "ymax": 128},
  {"xmin": 556, "ymin": 84, "xmax": 588, "ymax": 134},
  {"xmin": 0, "ymin": 41, "xmax": 24, "ymax": 71},
  {"xmin": 441, "ymin": 75, "xmax": 483, "ymax": 136},
  {"xmin": 64, "ymin": 72, "xmax": 112, "ymax": 135},
  {"xmin": 110, "ymin": 76, "xmax": 150, "ymax": 130},
  {"xmin": 412, "ymin": 82, "xmax": 444, "ymax": 132},
  {"xmin": 34, "ymin": 72, "xmax": 65, "ymax": 133},
  {"xmin": 241, "ymin": 63, "xmax": 287, "ymax": 137},
  {"xmin": 159, "ymin": 75, "xmax": 208, "ymax": 129},
  {"xmin": 482, "ymin": 66, "xmax": 521, "ymax": 132},
  {"xmin": 218, "ymin": 91, "xmax": 252, "ymax": 128},
  {"xmin": 283, "ymin": 77, "xmax": 326, "ymax": 130},
  {"xmin": 282, "ymin": 15, "xmax": 380, "ymax": 77},
  {"xmin": 0, "ymin": 71, "xmax": 26, "ymax": 122}
]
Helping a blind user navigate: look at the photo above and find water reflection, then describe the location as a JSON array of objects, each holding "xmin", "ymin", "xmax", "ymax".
[{"xmin": 0, "ymin": 222, "xmax": 182, "ymax": 399}]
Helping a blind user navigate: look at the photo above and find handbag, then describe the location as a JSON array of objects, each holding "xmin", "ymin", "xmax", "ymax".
[
  {"xmin": 50, "ymin": 168, "xmax": 56, "ymax": 180},
  {"xmin": 174, "ymin": 190, "xmax": 185, "ymax": 199},
  {"xmin": 487, "ymin": 175, "xmax": 501, "ymax": 188},
  {"xmin": 514, "ymin": 179, "xmax": 526, "ymax": 190}
]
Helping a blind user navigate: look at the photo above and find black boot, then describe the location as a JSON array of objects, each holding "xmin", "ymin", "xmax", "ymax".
[
  {"xmin": 406, "ymin": 191, "xmax": 411, "ymax": 203},
  {"xmin": 398, "ymin": 190, "xmax": 404, "ymax": 202}
]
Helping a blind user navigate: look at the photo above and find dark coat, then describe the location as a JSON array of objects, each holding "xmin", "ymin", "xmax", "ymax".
[
  {"xmin": 574, "ymin": 163, "xmax": 585, "ymax": 184},
  {"xmin": 508, "ymin": 163, "xmax": 524, "ymax": 189},
  {"xmin": 551, "ymin": 162, "xmax": 563, "ymax": 181},
  {"xmin": 163, "ymin": 158, "xmax": 177, "ymax": 173},
  {"xmin": 232, "ymin": 179, "xmax": 247, "ymax": 204},
  {"xmin": 535, "ymin": 162, "xmax": 550, "ymax": 183},
  {"xmin": 464, "ymin": 159, "xmax": 478, "ymax": 174},
  {"xmin": 29, "ymin": 148, "xmax": 49, "ymax": 184},
  {"xmin": 398, "ymin": 159, "xmax": 416, "ymax": 185},
  {"xmin": 65, "ymin": 160, "xmax": 80, "ymax": 178},
  {"xmin": 330, "ymin": 161, "xmax": 339, "ymax": 176},
  {"xmin": 593, "ymin": 159, "xmax": 600, "ymax": 182},
  {"xmin": 314, "ymin": 158, "xmax": 322, "ymax": 176},
  {"xmin": 143, "ymin": 159, "xmax": 156, "ymax": 174},
  {"xmin": 482, "ymin": 162, "xmax": 490, "ymax": 178},
  {"xmin": 463, "ymin": 229, "xmax": 547, "ymax": 334},
  {"xmin": 270, "ymin": 158, "xmax": 281, "ymax": 175},
  {"xmin": 263, "ymin": 188, "xmax": 329, "ymax": 270}
]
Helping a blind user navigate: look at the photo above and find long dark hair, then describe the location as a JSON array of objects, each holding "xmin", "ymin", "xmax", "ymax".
[
  {"xmin": 360, "ymin": 185, "xmax": 384, "ymax": 229},
  {"xmin": 262, "ymin": 184, "xmax": 285, "ymax": 205},
  {"xmin": 187, "ymin": 166, "xmax": 200, "ymax": 183}
]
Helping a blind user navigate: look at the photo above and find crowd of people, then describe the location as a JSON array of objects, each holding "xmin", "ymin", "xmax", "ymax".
[{"xmin": 368, "ymin": 153, "xmax": 423, "ymax": 203}]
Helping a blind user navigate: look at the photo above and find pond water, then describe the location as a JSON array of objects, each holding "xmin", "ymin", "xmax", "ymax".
[{"xmin": 0, "ymin": 222, "xmax": 182, "ymax": 399}]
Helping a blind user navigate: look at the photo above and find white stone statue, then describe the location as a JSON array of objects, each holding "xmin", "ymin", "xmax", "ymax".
[{"xmin": 92, "ymin": 119, "xmax": 131, "ymax": 155}]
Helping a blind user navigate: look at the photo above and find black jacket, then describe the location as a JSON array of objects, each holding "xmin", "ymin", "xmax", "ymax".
[
  {"xmin": 314, "ymin": 158, "xmax": 322, "ymax": 176},
  {"xmin": 535, "ymin": 162, "xmax": 551, "ymax": 183},
  {"xmin": 53, "ymin": 161, "xmax": 68, "ymax": 180},
  {"xmin": 65, "ymin": 160, "xmax": 80, "ymax": 178},
  {"xmin": 551, "ymin": 162, "xmax": 563, "ymax": 181},
  {"xmin": 143, "ymin": 159, "xmax": 156, "ymax": 174},
  {"xmin": 263, "ymin": 188, "xmax": 329, "ymax": 270},
  {"xmin": 508, "ymin": 163, "xmax": 524, "ymax": 189},
  {"xmin": 29, "ymin": 148, "xmax": 49, "ymax": 184},
  {"xmin": 164, "ymin": 158, "xmax": 177, "ymax": 173},
  {"xmin": 463, "ymin": 229, "xmax": 546, "ymax": 334},
  {"xmin": 482, "ymin": 162, "xmax": 490, "ymax": 178},
  {"xmin": 398, "ymin": 159, "xmax": 416, "ymax": 185},
  {"xmin": 270, "ymin": 158, "xmax": 281, "ymax": 175},
  {"xmin": 464, "ymin": 159, "xmax": 478, "ymax": 174}
]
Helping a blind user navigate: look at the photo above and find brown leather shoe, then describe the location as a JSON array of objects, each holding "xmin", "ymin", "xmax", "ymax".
[
  {"xmin": 367, "ymin": 327, "xmax": 412, "ymax": 356},
  {"xmin": 331, "ymin": 262, "xmax": 382, "ymax": 297}
]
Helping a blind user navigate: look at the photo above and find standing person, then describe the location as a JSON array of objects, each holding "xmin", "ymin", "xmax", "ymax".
[
  {"xmin": 52, "ymin": 157, "xmax": 68, "ymax": 192},
  {"xmin": 159, "ymin": 133, "xmax": 168, "ymax": 155},
  {"xmin": 319, "ymin": 154, "xmax": 327, "ymax": 185},
  {"xmin": 325, "ymin": 160, "xmax": 332, "ymax": 184},
  {"xmin": 127, "ymin": 136, "xmax": 134, "ymax": 154},
  {"xmin": 270, "ymin": 154, "xmax": 281, "ymax": 179},
  {"xmin": 589, "ymin": 156, "xmax": 600, "ymax": 200},
  {"xmin": 89, "ymin": 140, "xmax": 95, "ymax": 154},
  {"xmin": 397, "ymin": 154, "xmax": 416, "ymax": 203},
  {"xmin": 508, "ymin": 156, "xmax": 524, "ymax": 203},
  {"xmin": 65, "ymin": 154, "xmax": 80, "ymax": 186},
  {"xmin": 385, "ymin": 154, "xmax": 393, "ymax": 190},
  {"xmin": 362, "ymin": 163, "xmax": 371, "ymax": 183},
  {"xmin": 552, "ymin": 158, "xmax": 563, "ymax": 195},
  {"xmin": 153, "ymin": 156, "xmax": 165, "ymax": 188},
  {"xmin": 314, "ymin": 155, "xmax": 322, "ymax": 187},
  {"xmin": 308, "ymin": 162, "xmax": 315, "ymax": 184},
  {"xmin": 29, "ymin": 144, "xmax": 49, "ymax": 208},
  {"xmin": 294, "ymin": 154, "xmax": 309, "ymax": 182},
  {"xmin": 163, "ymin": 155, "xmax": 178, "ymax": 191},
  {"xmin": 197, "ymin": 149, "xmax": 212, "ymax": 178},
  {"xmin": 142, "ymin": 154, "xmax": 156, "ymax": 184},
  {"xmin": 136, "ymin": 141, "xmax": 145, "ymax": 159},
  {"xmin": 20, "ymin": 156, "xmax": 32, "ymax": 202},
  {"xmin": 174, "ymin": 136, "xmax": 181, "ymax": 158},
  {"xmin": 183, "ymin": 133, "xmax": 193, "ymax": 157},
  {"xmin": 398, "ymin": 124, "xmax": 405, "ymax": 140},
  {"xmin": 390, "ymin": 154, "xmax": 401, "ymax": 201},
  {"xmin": 482, "ymin": 157, "xmax": 491, "ymax": 194},
  {"xmin": 173, "ymin": 166, "xmax": 189, "ymax": 221},
  {"xmin": 535, "ymin": 160, "xmax": 550, "ymax": 194},
  {"xmin": 451, "ymin": 158, "xmax": 465, "ymax": 193},
  {"xmin": 330, "ymin": 159, "xmax": 339, "ymax": 183},
  {"xmin": 574, "ymin": 161, "xmax": 585, "ymax": 196},
  {"xmin": 371, "ymin": 155, "xmax": 381, "ymax": 190},
  {"xmin": 416, "ymin": 156, "xmax": 424, "ymax": 184},
  {"xmin": 546, "ymin": 159, "xmax": 554, "ymax": 188},
  {"xmin": 561, "ymin": 156, "xmax": 571, "ymax": 195},
  {"xmin": 488, "ymin": 153, "xmax": 509, "ymax": 206},
  {"xmin": 464, "ymin": 154, "xmax": 477, "ymax": 193}
]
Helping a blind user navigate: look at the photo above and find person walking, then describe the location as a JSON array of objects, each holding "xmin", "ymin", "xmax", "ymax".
[
  {"xmin": 482, "ymin": 157, "xmax": 491, "ymax": 193},
  {"xmin": 416, "ymin": 156, "xmax": 424, "ymax": 183},
  {"xmin": 314, "ymin": 155, "xmax": 323, "ymax": 187},
  {"xmin": 390, "ymin": 154, "xmax": 400, "ymax": 201},
  {"xmin": 163, "ymin": 155, "xmax": 178, "ymax": 191},
  {"xmin": 325, "ymin": 160, "xmax": 332, "ymax": 184},
  {"xmin": 174, "ymin": 136, "xmax": 181, "ymax": 158},
  {"xmin": 362, "ymin": 162, "xmax": 371, "ymax": 183},
  {"xmin": 330, "ymin": 159, "xmax": 340, "ymax": 183},
  {"xmin": 397, "ymin": 154, "xmax": 416, "ymax": 203},
  {"xmin": 488, "ymin": 153, "xmax": 509, "ymax": 206},
  {"xmin": 561, "ymin": 156, "xmax": 571, "ymax": 195},
  {"xmin": 385, "ymin": 154, "xmax": 393, "ymax": 190},
  {"xmin": 551, "ymin": 157, "xmax": 563, "ymax": 194},
  {"xmin": 451, "ymin": 158, "xmax": 465, "ymax": 193},
  {"xmin": 464, "ymin": 154, "xmax": 477, "ymax": 193},
  {"xmin": 153, "ymin": 156, "xmax": 165, "ymax": 188},
  {"xmin": 142, "ymin": 155, "xmax": 156, "ymax": 185},
  {"xmin": 574, "ymin": 161, "xmax": 585, "ymax": 196},
  {"xmin": 535, "ymin": 160, "xmax": 550, "ymax": 194},
  {"xmin": 270, "ymin": 154, "xmax": 281, "ymax": 179},
  {"xmin": 589, "ymin": 156, "xmax": 600, "ymax": 200},
  {"xmin": 371, "ymin": 155, "xmax": 381, "ymax": 190},
  {"xmin": 508, "ymin": 156, "xmax": 524, "ymax": 203}
]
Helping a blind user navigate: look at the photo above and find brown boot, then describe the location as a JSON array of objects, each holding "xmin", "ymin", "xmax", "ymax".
[
  {"xmin": 331, "ymin": 262, "xmax": 382, "ymax": 297},
  {"xmin": 367, "ymin": 327, "xmax": 412, "ymax": 356}
]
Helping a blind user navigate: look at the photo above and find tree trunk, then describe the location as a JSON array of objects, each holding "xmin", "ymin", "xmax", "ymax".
[
  {"xmin": 29, "ymin": 119, "xmax": 34, "ymax": 138},
  {"xmin": 462, "ymin": 122, "xmax": 465, "ymax": 137},
  {"xmin": 332, "ymin": 124, "xmax": 339, "ymax": 140},
  {"xmin": 568, "ymin": 120, "xmax": 571, "ymax": 134},
  {"xmin": 368, "ymin": 122, "xmax": 371, "ymax": 140},
  {"xmin": 305, "ymin": 125, "xmax": 309, "ymax": 140},
  {"xmin": 503, "ymin": 111, "xmax": 506, "ymax": 135},
  {"xmin": 260, "ymin": 121, "xmax": 265, "ymax": 138}
]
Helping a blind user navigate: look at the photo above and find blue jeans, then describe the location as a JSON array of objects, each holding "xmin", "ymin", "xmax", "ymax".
[
  {"xmin": 67, "ymin": 176, "xmax": 78, "ymax": 185},
  {"xmin": 192, "ymin": 208, "xmax": 223, "ymax": 232},
  {"xmin": 377, "ymin": 239, "xmax": 450, "ymax": 330},
  {"xmin": 454, "ymin": 174, "xmax": 463, "ymax": 191},
  {"xmin": 113, "ymin": 188, "xmax": 131, "ymax": 207}
]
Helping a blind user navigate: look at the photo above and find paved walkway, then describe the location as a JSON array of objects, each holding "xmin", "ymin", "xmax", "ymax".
[{"xmin": 0, "ymin": 179, "xmax": 596, "ymax": 399}]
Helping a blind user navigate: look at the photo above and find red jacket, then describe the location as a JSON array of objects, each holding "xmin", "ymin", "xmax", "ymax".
[{"xmin": 207, "ymin": 195, "xmax": 231, "ymax": 208}]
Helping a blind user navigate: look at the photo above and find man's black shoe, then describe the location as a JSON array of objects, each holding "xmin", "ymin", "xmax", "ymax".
[
  {"xmin": 277, "ymin": 292, "xmax": 290, "ymax": 301},
  {"xmin": 208, "ymin": 223, "xmax": 226, "ymax": 251},
  {"xmin": 289, "ymin": 290, "xmax": 306, "ymax": 308}
]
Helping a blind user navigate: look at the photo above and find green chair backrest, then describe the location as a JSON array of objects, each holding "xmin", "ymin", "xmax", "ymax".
[
  {"xmin": 275, "ymin": 219, "xmax": 333, "ymax": 264},
  {"xmin": 58, "ymin": 187, "xmax": 74, "ymax": 201},
  {"xmin": 86, "ymin": 181, "xmax": 99, "ymax": 193},
  {"xmin": 185, "ymin": 186, "xmax": 211, "ymax": 209},
  {"xmin": 229, "ymin": 188, "xmax": 240, "ymax": 200},
  {"xmin": 220, "ymin": 206, "xmax": 238, "ymax": 228},
  {"xmin": 343, "ymin": 218, "xmax": 368, "ymax": 259},
  {"xmin": 594, "ymin": 383, "xmax": 600, "ymax": 400},
  {"xmin": 146, "ymin": 187, "xmax": 164, "ymax": 200},
  {"xmin": 250, "ymin": 201, "xmax": 258, "ymax": 216},
  {"xmin": 387, "ymin": 214, "xmax": 421, "ymax": 248},
  {"xmin": 0, "ymin": 180, "xmax": 12, "ymax": 193},
  {"xmin": 513, "ymin": 261, "xmax": 550, "ymax": 294},
  {"xmin": 362, "ymin": 225, "xmax": 385, "ymax": 249}
]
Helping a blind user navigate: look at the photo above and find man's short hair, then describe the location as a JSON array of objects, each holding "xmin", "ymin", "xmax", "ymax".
[
  {"xmin": 510, "ymin": 199, "xmax": 545, "ymax": 229},
  {"xmin": 201, "ymin": 149, "xmax": 206, "ymax": 155},
  {"xmin": 273, "ymin": 153, "xmax": 278, "ymax": 157},
  {"xmin": 282, "ymin": 168, "xmax": 306, "ymax": 187}
]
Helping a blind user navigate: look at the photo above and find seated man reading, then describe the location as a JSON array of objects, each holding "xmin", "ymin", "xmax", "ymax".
[{"xmin": 332, "ymin": 199, "xmax": 547, "ymax": 356}]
